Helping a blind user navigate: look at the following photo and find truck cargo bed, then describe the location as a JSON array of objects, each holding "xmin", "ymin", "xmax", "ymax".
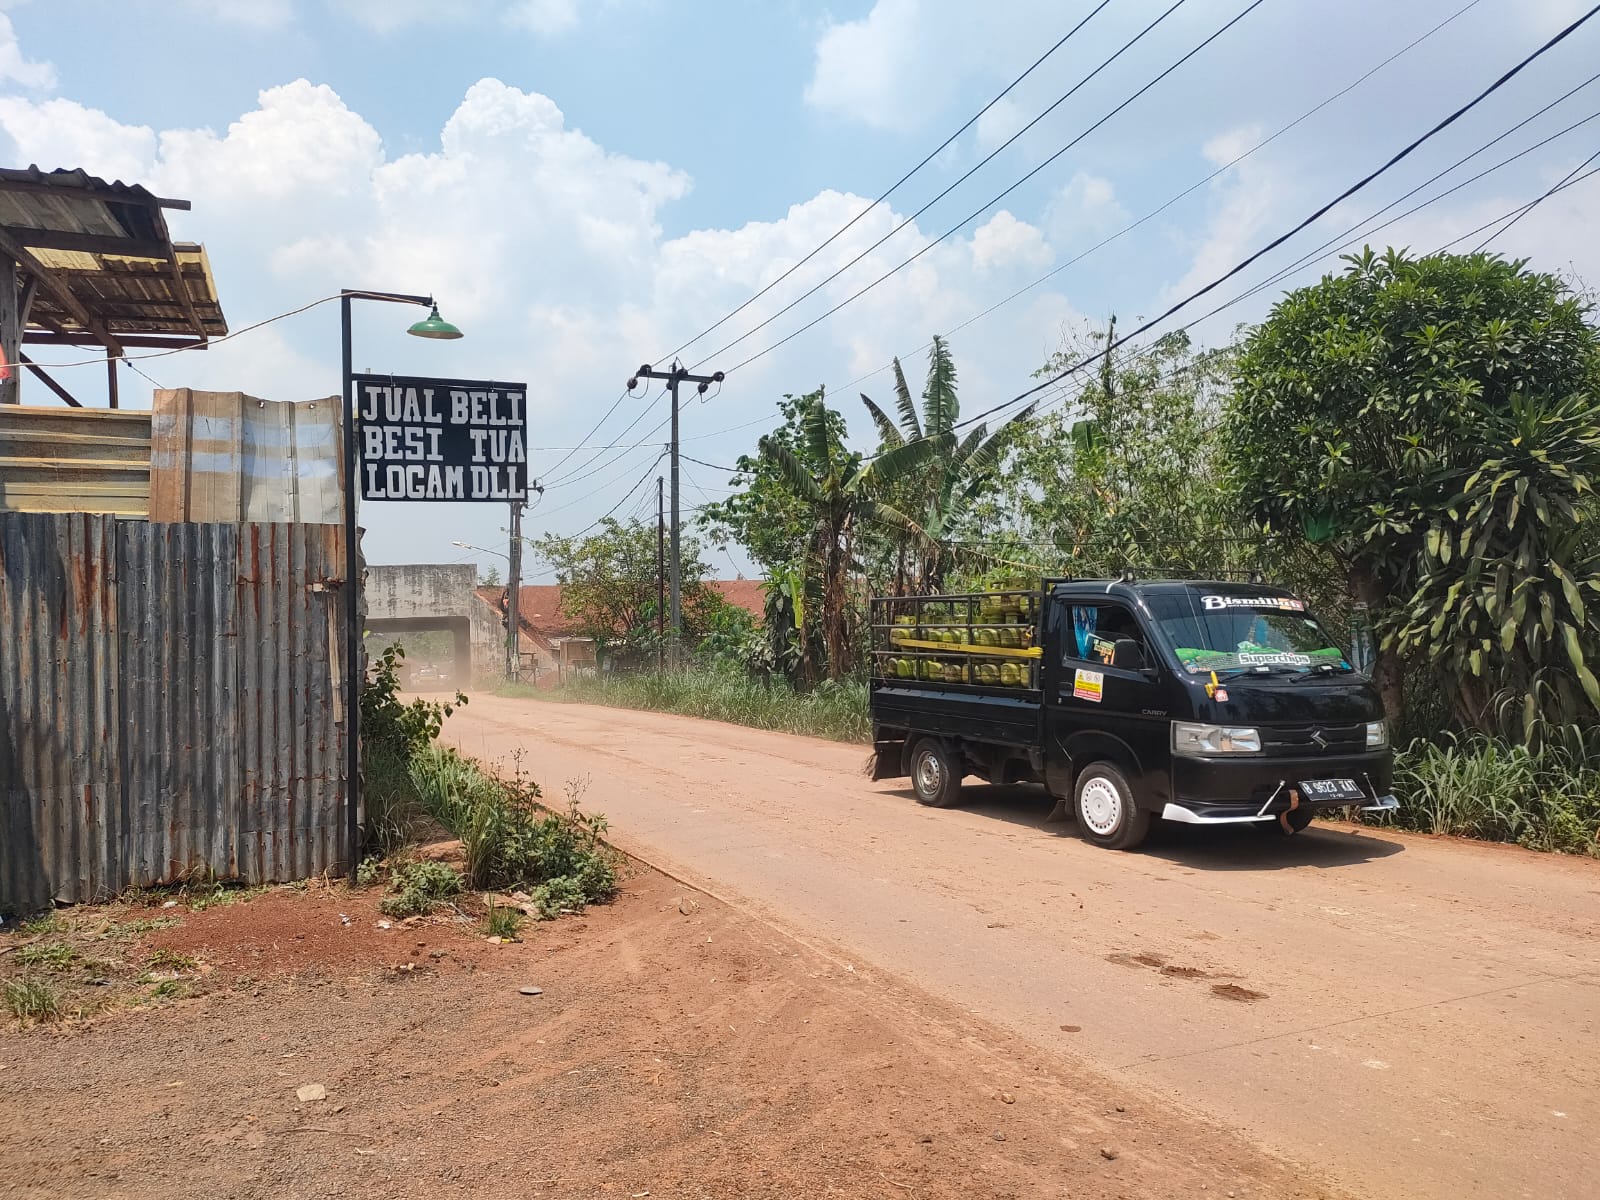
[{"xmin": 870, "ymin": 681, "xmax": 1043, "ymax": 748}]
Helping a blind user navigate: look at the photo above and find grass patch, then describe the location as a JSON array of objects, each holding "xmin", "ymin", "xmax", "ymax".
[
  {"xmin": 13, "ymin": 913, "xmax": 66, "ymax": 938},
  {"xmin": 500, "ymin": 671, "xmax": 871, "ymax": 744},
  {"xmin": 484, "ymin": 905, "xmax": 524, "ymax": 940},
  {"xmin": 3, "ymin": 977, "xmax": 60, "ymax": 1024},
  {"xmin": 378, "ymin": 860, "xmax": 463, "ymax": 918},
  {"xmin": 147, "ymin": 949, "xmax": 198, "ymax": 973},
  {"xmin": 15, "ymin": 941, "xmax": 76, "ymax": 971}
]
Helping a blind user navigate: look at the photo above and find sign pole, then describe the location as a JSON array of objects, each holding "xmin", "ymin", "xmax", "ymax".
[
  {"xmin": 340, "ymin": 292, "xmax": 360, "ymax": 873},
  {"xmin": 506, "ymin": 498, "xmax": 523, "ymax": 679}
]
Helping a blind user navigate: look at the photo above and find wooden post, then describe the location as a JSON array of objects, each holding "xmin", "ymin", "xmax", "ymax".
[
  {"xmin": 0, "ymin": 257, "xmax": 19, "ymax": 405},
  {"xmin": 106, "ymin": 350, "xmax": 119, "ymax": 409}
]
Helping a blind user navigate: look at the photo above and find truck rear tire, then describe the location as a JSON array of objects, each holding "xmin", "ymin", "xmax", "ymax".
[
  {"xmin": 1074, "ymin": 762, "xmax": 1150, "ymax": 850},
  {"xmin": 910, "ymin": 739, "xmax": 963, "ymax": 808}
]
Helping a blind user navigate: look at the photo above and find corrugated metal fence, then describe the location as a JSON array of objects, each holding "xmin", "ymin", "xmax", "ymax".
[{"xmin": 0, "ymin": 512, "xmax": 348, "ymax": 912}]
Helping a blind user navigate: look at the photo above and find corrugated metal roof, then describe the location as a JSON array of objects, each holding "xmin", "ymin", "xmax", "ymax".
[{"xmin": 0, "ymin": 165, "xmax": 227, "ymax": 344}]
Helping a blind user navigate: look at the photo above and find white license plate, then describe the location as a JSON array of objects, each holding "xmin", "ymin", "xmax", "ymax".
[{"xmin": 1300, "ymin": 778, "xmax": 1364, "ymax": 802}]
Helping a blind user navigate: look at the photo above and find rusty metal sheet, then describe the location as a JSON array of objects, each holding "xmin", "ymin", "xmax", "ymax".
[{"xmin": 0, "ymin": 512, "xmax": 348, "ymax": 911}]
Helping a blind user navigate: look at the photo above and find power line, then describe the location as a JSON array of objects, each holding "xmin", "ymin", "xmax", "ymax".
[
  {"xmin": 687, "ymin": 0, "xmax": 1207, "ymax": 372},
  {"xmin": 544, "ymin": 388, "xmax": 668, "ymax": 486},
  {"xmin": 1472, "ymin": 144, "xmax": 1600, "ymax": 251},
  {"xmin": 652, "ymin": 0, "xmax": 1116, "ymax": 367},
  {"xmin": 1204, "ymin": 86, "xmax": 1600, "ymax": 319},
  {"xmin": 824, "ymin": 0, "xmax": 1489, "ymax": 402},
  {"xmin": 708, "ymin": 0, "xmax": 1268, "ymax": 376},
  {"xmin": 944, "ymin": 1, "xmax": 1600, "ymax": 438},
  {"xmin": 1435, "ymin": 159, "xmax": 1600, "ymax": 252},
  {"xmin": 541, "ymin": 385, "xmax": 638, "ymax": 480},
  {"xmin": 537, "ymin": 446, "xmax": 666, "ymax": 517},
  {"xmin": 681, "ymin": 453, "xmax": 736, "ymax": 473},
  {"xmin": 564, "ymin": 452, "xmax": 668, "ymax": 539}
]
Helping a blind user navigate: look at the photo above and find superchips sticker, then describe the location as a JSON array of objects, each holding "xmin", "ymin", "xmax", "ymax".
[{"xmin": 1073, "ymin": 668, "xmax": 1104, "ymax": 702}]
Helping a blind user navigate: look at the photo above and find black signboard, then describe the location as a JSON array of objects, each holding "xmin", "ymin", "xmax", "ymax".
[{"xmin": 352, "ymin": 373, "xmax": 529, "ymax": 502}]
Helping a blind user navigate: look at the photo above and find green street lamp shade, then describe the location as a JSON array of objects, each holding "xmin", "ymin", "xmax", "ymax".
[{"xmin": 407, "ymin": 304, "xmax": 463, "ymax": 340}]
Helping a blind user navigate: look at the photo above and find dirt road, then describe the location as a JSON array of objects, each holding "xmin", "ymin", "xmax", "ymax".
[{"xmin": 447, "ymin": 696, "xmax": 1600, "ymax": 1200}]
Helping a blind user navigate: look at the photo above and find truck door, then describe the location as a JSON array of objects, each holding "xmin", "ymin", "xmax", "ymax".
[{"xmin": 1046, "ymin": 596, "xmax": 1170, "ymax": 807}]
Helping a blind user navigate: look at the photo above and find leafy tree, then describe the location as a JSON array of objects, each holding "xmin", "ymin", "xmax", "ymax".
[
  {"xmin": 860, "ymin": 335, "xmax": 1035, "ymax": 592},
  {"xmin": 753, "ymin": 388, "xmax": 938, "ymax": 679},
  {"xmin": 480, "ymin": 566, "xmax": 502, "ymax": 587},
  {"xmin": 1224, "ymin": 248, "xmax": 1600, "ymax": 726},
  {"xmin": 968, "ymin": 324, "xmax": 1248, "ymax": 579},
  {"xmin": 529, "ymin": 517, "xmax": 726, "ymax": 658}
]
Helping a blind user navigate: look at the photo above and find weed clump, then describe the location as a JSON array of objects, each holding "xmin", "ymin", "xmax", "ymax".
[
  {"xmin": 4, "ymin": 978, "xmax": 60, "ymax": 1024},
  {"xmin": 15, "ymin": 941, "xmax": 76, "ymax": 971},
  {"xmin": 379, "ymin": 861, "xmax": 464, "ymax": 918},
  {"xmin": 408, "ymin": 749, "xmax": 618, "ymax": 916},
  {"xmin": 483, "ymin": 906, "xmax": 523, "ymax": 940}
]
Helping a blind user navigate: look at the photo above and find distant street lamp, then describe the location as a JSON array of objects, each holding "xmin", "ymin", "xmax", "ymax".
[{"xmin": 341, "ymin": 288, "xmax": 463, "ymax": 872}]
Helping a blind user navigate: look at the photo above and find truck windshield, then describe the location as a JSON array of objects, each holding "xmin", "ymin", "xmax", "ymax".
[{"xmin": 1146, "ymin": 592, "xmax": 1351, "ymax": 676}]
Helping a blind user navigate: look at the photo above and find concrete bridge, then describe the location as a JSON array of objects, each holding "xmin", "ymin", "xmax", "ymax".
[{"xmin": 365, "ymin": 563, "xmax": 503, "ymax": 685}]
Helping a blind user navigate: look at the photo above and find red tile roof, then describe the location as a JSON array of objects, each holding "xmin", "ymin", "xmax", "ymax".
[{"xmin": 474, "ymin": 579, "xmax": 764, "ymax": 638}]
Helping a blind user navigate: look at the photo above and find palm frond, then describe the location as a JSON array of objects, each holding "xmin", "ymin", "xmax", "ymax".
[
  {"xmin": 860, "ymin": 394, "xmax": 905, "ymax": 450},
  {"xmin": 861, "ymin": 499, "xmax": 933, "ymax": 550},
  {"xmin": 799, "ymin": 395, "xmax": 835, "ymax": 481},
  {"xmin": 922, "ymin": 335, "xmax": 958, "ymax": 436},
  {"xmin": 859, "ymin": 431, "xmax": 951, "ymax": 491},
  {"xmin": 760, "ymin": 437, "xmax": 824, "ymax": 504},
  {"xmin": 892, "ymin": 358, "xmax": 920, "ymax": 440}
]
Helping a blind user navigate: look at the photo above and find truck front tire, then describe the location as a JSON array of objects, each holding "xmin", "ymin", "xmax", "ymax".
[
  {"xmin": 1074, "ymin": 762, "xmax": 1151, "ymax": 850},
  {"xmin": 910, "ymin": 739, "xmax": 963, "ymax": 808}
]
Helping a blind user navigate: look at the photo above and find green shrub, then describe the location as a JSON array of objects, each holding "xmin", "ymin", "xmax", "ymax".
[
  {"xmin": 405, "ymin": 747, "xmax": 618, "ymax": 914},
  {"xmin": 379, "ymin": 860, "xmax": 464, "ymax": 918},
  {"xmin": 1374, "ymin": 732, "xmax": 1600, "ymax": 854}
]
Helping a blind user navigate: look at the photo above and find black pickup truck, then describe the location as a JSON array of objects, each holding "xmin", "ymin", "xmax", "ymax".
[{"xmin": 869, "ymin": 578, "xmax": 1398, "ymax": 850}]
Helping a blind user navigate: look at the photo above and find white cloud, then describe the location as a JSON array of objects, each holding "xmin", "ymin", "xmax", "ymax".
[
  {"xmin": 0, "ymin": 12, "xmax": 53, "ymax": 89},
  {"xmin": 805, "ymin": 0, "xmax": 922, "ymax": 130},
  {"xmin": 180, "ymin": 0, "xmax": 295, "ymax": 29},
  {"xmin": 505, "ymin": 0, "xmax": 579, "ymax": 36},
  {"xmin": 804, "ymin": 0, "xmax": 1084, "ymax": 132},
  {"xmin": 970, "ymin": 210, "xmax": 1051, "ymax": 272},
  {"xmin": 974, "ymin": 96, "xmax": 1025, "ymax": 152},
  {"xmin": 1160, "ymin": 124, "xmax": 1284, "ymax": 307},
  {"xmin": 1046, "ymin": 171, "xmax": 1127, "ymax": 243},
  {"xmin": 0, "ymin": 96, "xmax": 155, "ymax": 180},
  {"xmin": 0, "ymin": 70, "xmax": 1094, "ymax": 565}
]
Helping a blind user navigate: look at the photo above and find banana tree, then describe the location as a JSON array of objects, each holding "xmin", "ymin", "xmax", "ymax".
[
  {"xmin": 759, "ymin": 391, "xmax": 941, "ymax": 679},
  {"xmin": 861, "ymin": 336, "xmax": 1035, "ymax": 592}
]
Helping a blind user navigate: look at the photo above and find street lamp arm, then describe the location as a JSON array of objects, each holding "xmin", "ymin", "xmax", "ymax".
[{"xmin": 339, "ymin": 288, "xmax": 434, "ymax": 308}]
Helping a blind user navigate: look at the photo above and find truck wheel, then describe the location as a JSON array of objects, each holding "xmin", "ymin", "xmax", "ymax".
[
  {"xmin": 910, "ymin": 739, "xmax": 963, "ymax": 808},
  {"xmin": 1074, "ymin": 762, "xmax": 1150, "ymax": 850}
]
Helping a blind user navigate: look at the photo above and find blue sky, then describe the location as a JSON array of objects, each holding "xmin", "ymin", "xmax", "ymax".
[{"xmin": 3, "ymin": 0, "xmax": 1597, "ymax": 577}]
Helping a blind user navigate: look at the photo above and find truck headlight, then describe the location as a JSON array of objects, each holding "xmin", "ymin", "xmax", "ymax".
[
  {"xmin": 1172, "ymin": 722, "xmax": 1261, "ymax": 756},
  {"xmin": 1366, "ymin": 720, "xmax": 1388, "ymax": 748}
]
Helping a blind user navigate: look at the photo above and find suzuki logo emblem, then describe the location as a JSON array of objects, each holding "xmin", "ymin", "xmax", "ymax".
[{"xmin": 1310, "ymin": 729, "xmax": 1328, "ymax": 750}]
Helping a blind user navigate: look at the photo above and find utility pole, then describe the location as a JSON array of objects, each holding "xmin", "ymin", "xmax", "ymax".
[
  {"xmin": 505, "ymin": 497, "xmax": 523, "ymax": 680},
  {"xmin": 656, "ymin": 474, "xmax": 666, "ymax": 673},
  {"xmin": 627, "ymin": 361, "xmax": 722, "ymax": 664}
]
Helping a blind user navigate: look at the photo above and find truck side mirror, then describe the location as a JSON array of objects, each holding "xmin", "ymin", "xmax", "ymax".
[{"xmin": 1111, "ymin": 638, "xmax": 1147, "ymax": 671}]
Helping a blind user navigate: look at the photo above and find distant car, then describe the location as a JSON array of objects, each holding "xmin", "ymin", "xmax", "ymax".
[{"xmin": 415, "ymin": 665, "xmax": 439, "ymax": 681}]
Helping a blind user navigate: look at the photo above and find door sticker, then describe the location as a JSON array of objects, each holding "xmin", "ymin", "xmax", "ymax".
[{"xmin": 1073, "ymin": 668, "xmax": 1104, "ymax": 702}]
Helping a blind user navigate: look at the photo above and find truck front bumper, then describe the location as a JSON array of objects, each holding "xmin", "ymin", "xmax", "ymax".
[{"xmin": 1163, "ymin": 751, "xmax": 1396, "ymax": 825}]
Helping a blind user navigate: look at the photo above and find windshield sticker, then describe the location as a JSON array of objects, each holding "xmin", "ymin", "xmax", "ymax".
[
  {"xmin": 1073, "ymin": 668, "xmax": 1104, "ymax": 702},
  {"xmin": 1089, "ymin": 635, "xmax": 1117, "ymax": 665},
  {"xmin": 1201, "ymin": 594, "xmax": 1307, "ymax": 612},
  {"xmin": 1176, "ymin": 646, "xmax": 1345, "ymax": 673},
  {"xmin": 1238, "ymin": 651, "xmax": 1311, "ymax": 667}
]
